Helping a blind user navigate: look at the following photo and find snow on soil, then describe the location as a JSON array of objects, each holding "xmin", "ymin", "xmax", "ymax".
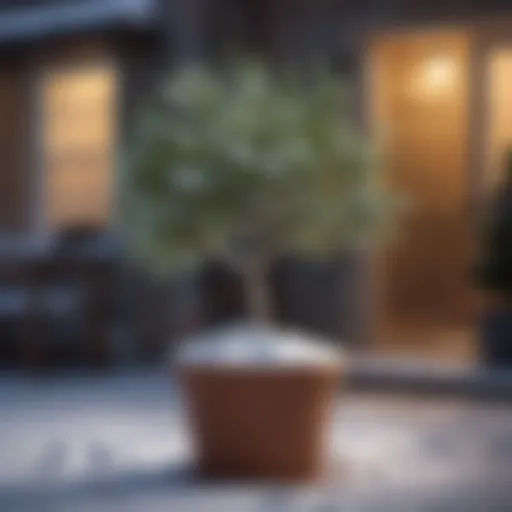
[{"xmin": 174, "ymin": 324, "xmax": 344, "ymax": 367}]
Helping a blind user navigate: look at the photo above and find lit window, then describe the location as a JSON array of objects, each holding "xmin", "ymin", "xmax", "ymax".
[{"xmin": 41, "ymin": 62, "xmax": 117, "ymax": 231}]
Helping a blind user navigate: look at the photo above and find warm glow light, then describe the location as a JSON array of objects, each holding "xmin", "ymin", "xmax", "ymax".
[
  {"xmin": 410, "ymin": 55, "xmax": 456, "ymax": 98},
  {"xmin": 424, "ymin": 57, "xmax": 455, "ymax": 90}
]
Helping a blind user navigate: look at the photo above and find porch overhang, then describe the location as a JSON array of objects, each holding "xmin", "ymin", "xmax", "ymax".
[{"xmin": 0, "ymin": 0, "xmax": 158, "ymax": 44}]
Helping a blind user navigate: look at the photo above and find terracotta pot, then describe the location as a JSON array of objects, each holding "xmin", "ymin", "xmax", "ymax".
[{"xmin": 177, "ymin": 363, "xmax": 342, "ymax": 482}]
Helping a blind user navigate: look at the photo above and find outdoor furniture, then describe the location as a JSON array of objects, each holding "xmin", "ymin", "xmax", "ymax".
[
  {"xmin": 46, "ymin": 227, "xmax": 119, "ymax": 367},
  {"xmin": 0, "ymin": 231, "xmax": 119, "ymax": 370},
  {"xmin": 0, "ymin": 260, "xmax": 32, "ymax": 365}
]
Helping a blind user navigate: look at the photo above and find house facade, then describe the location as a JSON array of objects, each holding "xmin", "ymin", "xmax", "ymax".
[
  {"xmin": 0, "ymin": 0, "xmax": 362, "ymax": 363},
  {"xmin": 2, "ymin": 0, "xmax": 512, "ymax": 363},
  {"xmin": 0, "ymin": 0, "xmax": 357, "ymax": 239}
]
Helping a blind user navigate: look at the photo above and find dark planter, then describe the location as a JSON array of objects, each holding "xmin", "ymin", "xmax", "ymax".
[
  {"xmin": 481, "ymin": 307, "xmax": 512, "ymax": 368},
  {"xmin": 271, "ymin": 252, "xmax": 368, "ymax": 344},
  {"xmin": 198, "ymin": 252, "xmax": 369, "ymax": 345}
]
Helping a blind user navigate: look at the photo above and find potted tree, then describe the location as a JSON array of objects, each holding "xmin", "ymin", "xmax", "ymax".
[
  {"xmin": 120, "ymin": 62, "xmax": 397, "ymax": 481},
  {"xmin": 478, "ymin": 150, "xmax": 512, "ymax": 368}
]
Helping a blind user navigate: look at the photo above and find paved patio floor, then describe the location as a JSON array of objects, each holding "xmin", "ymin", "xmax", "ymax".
[{"xmin": 0, "ymin": 370, "xmax": 511, "ymax": 511}]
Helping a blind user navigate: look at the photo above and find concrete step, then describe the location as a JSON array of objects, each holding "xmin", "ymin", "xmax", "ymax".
[{"xmin": 349, "ymin": 357, "xmax": 512, "ymax": 400}]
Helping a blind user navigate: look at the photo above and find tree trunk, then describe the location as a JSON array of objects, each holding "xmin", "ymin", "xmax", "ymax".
[{"xmin": 243, "ymin": 261, "xmax": 271, "ymax": 324}]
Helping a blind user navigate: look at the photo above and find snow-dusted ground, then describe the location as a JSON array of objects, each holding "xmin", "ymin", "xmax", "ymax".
[{"xmin": 0, "ymin": 369, "xmax": 511, "ymax": 511}]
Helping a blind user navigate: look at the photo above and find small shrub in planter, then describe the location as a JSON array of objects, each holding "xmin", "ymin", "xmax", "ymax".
[
  {"xmin": 478, "ymin": 150, "xmax": 512, "ymax": 368},
  {"xmin": 120, "ymin": 61, "xmax": 399, "ymax": 481}
]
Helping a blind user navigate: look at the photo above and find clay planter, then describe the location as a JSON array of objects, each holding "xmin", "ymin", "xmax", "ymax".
[{"xmin": 175, "ymin": 326, "xmax": 344, "ymax": 483}]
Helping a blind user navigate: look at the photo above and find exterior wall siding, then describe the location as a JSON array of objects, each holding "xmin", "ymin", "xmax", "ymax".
[{"xmin": 0, "ymin": 59, "xmax": 30, "ymax": 233}]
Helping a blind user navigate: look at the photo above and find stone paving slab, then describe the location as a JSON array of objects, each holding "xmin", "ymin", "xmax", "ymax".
[{"xmin": 0, "ymin": 370, "xmax": 511, "ymax": 511}]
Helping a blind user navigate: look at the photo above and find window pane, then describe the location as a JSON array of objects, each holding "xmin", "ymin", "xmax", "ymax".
[{"xmin": 42, "ymin": 62, "xmax": 117, "ymax": 231}]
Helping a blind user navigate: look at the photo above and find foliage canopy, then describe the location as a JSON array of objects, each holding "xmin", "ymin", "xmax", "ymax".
[{"xmin": 120, "ymin": 62, "xmax": 396, "ymax": 276}]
